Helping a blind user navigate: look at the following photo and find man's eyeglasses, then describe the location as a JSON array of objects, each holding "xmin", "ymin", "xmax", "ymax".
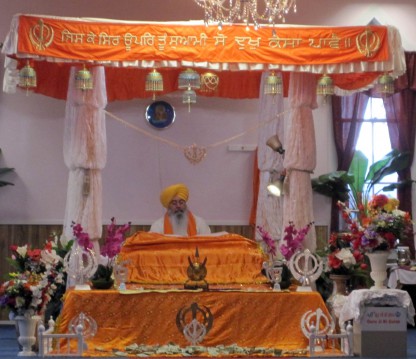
[{"xmin": 170, "ymin": 199, "xmax": 186, "ymax": 207}]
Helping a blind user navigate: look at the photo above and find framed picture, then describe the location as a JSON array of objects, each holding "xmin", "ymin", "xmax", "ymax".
[{"xmin": 145, "ymin": 100, "xmax": 175, "ymax": 129}]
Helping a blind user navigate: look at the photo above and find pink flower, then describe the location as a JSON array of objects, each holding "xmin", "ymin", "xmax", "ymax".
[
  {"xmin": 257, "ymin": 226, "xmax": 277, "ymax": 257},
  {"xmin": 279, "ymin": 221, "xmax": 313, "ymax": 261},
  {"xmin": 101, "ymin": 218, "xmax": 131, "ymax": 259},
  {"xmin": 72, "ymin": 223, "xmax": 93, "ymax": 251}
]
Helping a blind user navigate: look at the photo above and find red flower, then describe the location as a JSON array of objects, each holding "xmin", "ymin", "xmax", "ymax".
[{"xmin": 328, "ymin": 252, "xmax": 342, "ymax": 269}]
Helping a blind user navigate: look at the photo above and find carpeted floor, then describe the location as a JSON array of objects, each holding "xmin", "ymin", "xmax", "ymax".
[{"xmin": 1, "ymin": 323, "xmax": 416, "ymax": 358}]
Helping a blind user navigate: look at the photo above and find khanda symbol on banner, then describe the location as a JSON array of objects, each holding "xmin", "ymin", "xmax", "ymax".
[
  {"xmin": 356, "ymin": 28, "xmax": 381, "ymax": 58},
  {"xmin": 29, "ymin": 19, "xmax": 54, "ymax": 51}
]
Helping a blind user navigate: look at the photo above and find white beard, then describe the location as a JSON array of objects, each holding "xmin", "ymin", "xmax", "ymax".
[{"xmin": 169, "ymin": 210, "xmax": 189, "ymax": 236}]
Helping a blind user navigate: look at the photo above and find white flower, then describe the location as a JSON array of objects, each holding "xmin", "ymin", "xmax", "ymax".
[
  {"xmin": 41, "ymin": 249, "xmax": 61, "ymax": 266},
  {"xmin": 15, "ymin": 296, "xmax": 25, "ymax": 308},
  {"xmin": 335, "ymin": 248, "xmax": 356, "ymax": 268},
  {"xmin": 16, "ymin": 245, "xmax": 28, "ymax": 258},
  {"xmin": 393, "ymin": 209, "xmax": 406, "ymax": 217}
]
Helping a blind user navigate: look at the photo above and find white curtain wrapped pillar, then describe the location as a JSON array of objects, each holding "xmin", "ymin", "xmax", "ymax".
[
  {"xmin": 282, "ymin": 72, "xmax": 317, "ymax": 252},
  {"xmin": 62, "ymin": 66, "xmax": 107, "ymax": 254},
  {"xmin": 255, "ymin": 72, "xmax": 285, "ymax": 244}
]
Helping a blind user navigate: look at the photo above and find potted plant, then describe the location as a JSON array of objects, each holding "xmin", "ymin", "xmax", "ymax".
[{"xmin": 312, "ymin": 149, "xmax": 412, "ymax": 205}]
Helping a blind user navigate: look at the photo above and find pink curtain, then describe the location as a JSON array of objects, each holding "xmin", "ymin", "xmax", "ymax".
[
  {"xmin": 62, "ymin": 66, "xmax": 107, "ymax": 253},
  {"xmin": 283, "ymin": 72, "xmax": 317, "ymax": 251},
  {"xmin": 255, "ymin": 72, "xmax": 285, "ymax": 246}
]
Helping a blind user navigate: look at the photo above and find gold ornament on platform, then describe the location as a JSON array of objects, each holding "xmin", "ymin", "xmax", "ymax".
[
  {"xmin": 75, "ymin": 65, "xmax": 93, "ymax": 91},
  {"xmin": 19, "ymin": 61, "xmax": 37, "ymax": 91},
  {"xmin": 184, "ymin": 247, "xmax": 208, "ymax": 290},
  {"xmin": 200, "ymin": 72, "xmax": 219, "ymax": 92},
  {"xmin": 145, "ymin": 69, "xmax": 164, "ymax": 100},
  {"xmin": 264, "ymin": 71, "xmax": 282, "ymax": 95},
  {"xmin": 184, "ymin": 143, "xmax": 207, "ymax": 164}
]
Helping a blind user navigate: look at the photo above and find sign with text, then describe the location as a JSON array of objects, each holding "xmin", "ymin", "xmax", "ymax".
[
  {"xmin": 15, "ymin": 14, "xmax": 389, "ymax": 66},
  {"xmin": 361, "ymin": 307, "xmax": 406, "ymax": 332}
]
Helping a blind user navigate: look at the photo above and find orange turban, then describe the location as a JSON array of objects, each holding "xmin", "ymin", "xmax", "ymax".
[{"xmin": 160, "ymin": 183, "xmax": 189, "ymax": 208}]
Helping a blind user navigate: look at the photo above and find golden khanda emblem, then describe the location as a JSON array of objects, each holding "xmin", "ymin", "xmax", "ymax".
[
  {"xmin": 184, "ymin": 247, "xmax": 209, "ymax": 290},
  {"xmin": 356, "ymin": 28, "xmax": 381, "ymax": 58},
  {"xmin": 29, "ymin": 19, "xmax": 54, "ymax": 51}
]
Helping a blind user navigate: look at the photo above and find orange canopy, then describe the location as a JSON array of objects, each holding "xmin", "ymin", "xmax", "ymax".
[{"xmin": 2, "ymin": 14, "xmax": 406, "ymax": 100}]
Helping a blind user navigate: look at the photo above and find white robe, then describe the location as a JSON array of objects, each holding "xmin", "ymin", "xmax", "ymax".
[{"xmin": 149, "ymin": 214, "xmax": 211, "ymax": 236}]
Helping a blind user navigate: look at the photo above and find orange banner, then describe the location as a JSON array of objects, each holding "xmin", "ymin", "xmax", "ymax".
[{"xmin": 17, "ymin": 15, "xmax": 389, "ymax": 65}]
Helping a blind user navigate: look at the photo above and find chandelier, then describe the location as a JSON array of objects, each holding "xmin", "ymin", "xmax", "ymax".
[{"xmin": 193, "ymin": 0, "xmax": 297, "ymax": 29}]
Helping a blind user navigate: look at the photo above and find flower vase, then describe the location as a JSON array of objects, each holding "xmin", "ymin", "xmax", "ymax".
[
  {"xmin": 326, "ymin": 274, "xmax": 350, "ymax": 331},
  {"xmin": 367, "ymin": 251, "xmax": 390, "ymax": 290},
  {"xmin": 15, "ymin": 315, "xmax": 41, "ymax": 356}
]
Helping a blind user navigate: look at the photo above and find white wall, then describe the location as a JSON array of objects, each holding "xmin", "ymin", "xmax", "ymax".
[{"xmin": 0, "ymin": 0, "xmax": 415, "ymax": 227}]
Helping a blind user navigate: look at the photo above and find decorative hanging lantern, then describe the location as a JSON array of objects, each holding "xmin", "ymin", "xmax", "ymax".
[
  {"xmin": 75, "ymin": 65, "xmax": 93, "ymax": 91},
  {"xmin": 179, "ymin": 69, "xmax": 200, "ymax": 111},
  {"xmin": 375, "ymin": 72, "xmax": 395, "ymax": 96},
  {"xmin": 264, "ymin": 71, "xmax": 282, "ymax": 95},
  {"xmin": 200, "ymin": 72, "xmax": 219, "ymax": 92},
  {"xmin": 316, "ymin": 74, "xmax": 334, "ymax": 97},
  {"xmin": 145, "ymin": 69, "xmax": 164, "ymax": 100},
  {"xmin": 18, "ymin": 61, "xmax": 37, "ymax": 90},
  {"xmin": 178, "ymin": 69, "xmax": 201, "ymax": 90},
  {"xmin": 183, "ymin": 86, "xmax": 197, "ymax": 112}
]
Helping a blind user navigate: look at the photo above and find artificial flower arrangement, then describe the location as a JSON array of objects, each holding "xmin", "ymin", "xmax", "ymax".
[
  {"xmin": 338, "ymin": 194, "xmax": 413, "ymax": 253},
  {"xmin": 257, "ymin": 222, "xmax": 313, "ymax": 290},
  {"xmin": 0, "ymin": 239, "xmax": 68, "ymax": 318},
  {"xmin": 325, "ymin": 232, "xmax": 367, "ymax": 275}
]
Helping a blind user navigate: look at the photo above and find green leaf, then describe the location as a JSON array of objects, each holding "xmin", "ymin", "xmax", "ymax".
[
  {"xmin": 365, "ymin": 150, "xmax": 411, "ymax": 198},
  {"xmin": 0, "ymin": 180, "xmax": 15, "ymax": 187},
  {"xmin": 311, "ymin": 171, "xmax": 354, "ymax": 201},
  {"xmin": 0, "ymin": 167, "xmax": 14, "ymax": 175},
  {"xmin": 348, "ymin": 150, "xmax": 368, "ymax": 207}
]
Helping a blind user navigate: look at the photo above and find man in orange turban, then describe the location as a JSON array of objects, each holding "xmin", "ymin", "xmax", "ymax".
[{"xmin": 150, "ymin": 183, "xmax": 211, "ymax": 236}]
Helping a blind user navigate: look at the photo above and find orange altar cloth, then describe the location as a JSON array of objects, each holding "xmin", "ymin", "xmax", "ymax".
[
  {"xmin": 118, "ymin": 232, "xmax": 268, "ymax": 285},
  {"xmin": 57, "ymin": 288, "xmax": 330, "ymax": 356}
]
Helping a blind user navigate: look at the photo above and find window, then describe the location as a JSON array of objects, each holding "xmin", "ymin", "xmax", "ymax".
[{"xmin": 355, "ymin": 97, "xmax": 397, "ymax": 197}]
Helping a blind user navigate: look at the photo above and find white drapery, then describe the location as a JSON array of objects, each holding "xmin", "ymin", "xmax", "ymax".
[
  {"xmin": 282, "ymin": 72, "xmax": 317, "ymax": 252},
  {"xmin": 62, "ymin": 66, "xmax": 107, "ymax": 253},
  {"xmin": 255, "ymin": 72, "xmax": 285, "ymax": 247}
]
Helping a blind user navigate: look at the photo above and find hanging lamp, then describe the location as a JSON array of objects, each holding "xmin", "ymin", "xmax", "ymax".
[
  {"xmin": 75, "ymin": 65, "xmax": 93, "ymax": 91},
  {"xmin": 183, "ymin": 86, "xmax": 197, "ymax": 112},
  {"xmin": 264, "ymin": 71, "xmax": 282, "ymax": 95},
  {"xmin": 178, "ymin": 69, "xmax": 200, "ymax": 112},
  {"xmin": 18, "ymin": 61, "xmax": 37, "ymax": 92},
  {"xmin": 178, "ymin": 68, "xmax": 201, "ymax": 90},
  {"xmin": 316, "ymin": 74, "xmax": 334, "ymax": 98},
  {"xmin": 375, "ymin": 72, "xmax": 395, "ymax": 96},
  {"xmin": 145, "ymin": 69, "xmax": 164, "ymax": 100},
  {"xmin": 200, "ymin": 72, "xmax": 219, "ymax": 93}
]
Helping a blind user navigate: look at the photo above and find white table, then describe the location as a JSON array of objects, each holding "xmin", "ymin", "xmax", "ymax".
[
  {"xmin": 339, "ymin": 288, "xmax": 415, "ymax": 326},
  {"xmin": 388, "ymin": 265, "xmax": 416, "ymax": 288}
]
